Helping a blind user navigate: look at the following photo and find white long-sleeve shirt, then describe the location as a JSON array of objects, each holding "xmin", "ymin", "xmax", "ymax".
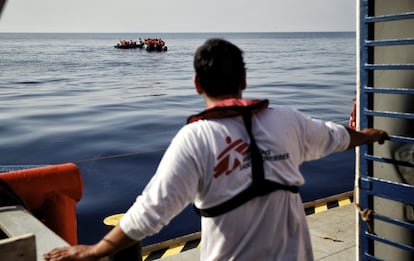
[{"xmin": 120, "ymin": 105, "xmax": 350, "ymax": 261}]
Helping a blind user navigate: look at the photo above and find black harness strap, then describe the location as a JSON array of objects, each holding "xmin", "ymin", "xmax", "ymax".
[{"xmin": 194, "ymin": 106, "xmax": 298, "ymax": 217}]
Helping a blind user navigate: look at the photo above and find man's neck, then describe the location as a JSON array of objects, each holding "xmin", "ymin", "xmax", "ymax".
[{"xmin": 204, "ymin": 94, "xmax": 242, "ymax": 107}]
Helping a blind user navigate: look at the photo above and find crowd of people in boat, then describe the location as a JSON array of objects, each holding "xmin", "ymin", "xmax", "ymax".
[
  {"xmin": 114, "ymin": 39, "xmax": 144, "ymax": 49},
  {"xmin": 143, "ymin": 38, "xmax": 165, "ymax": 48},
  {"xmin": 144, "ymin": 38, "xmax": 167, "ymax": 51},
  {"xmin": 114, "ymin": 38, "xmax": 167, "ymax": 51}
]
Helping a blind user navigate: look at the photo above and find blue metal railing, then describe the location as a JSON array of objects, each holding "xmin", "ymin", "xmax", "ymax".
[
  {"xmin": 359, "ymin": 0, "xmax": 414, "ymax": 260},
  {"xmin": 364, "ymin": 12, "xmax": 414, "ymax": 23}
]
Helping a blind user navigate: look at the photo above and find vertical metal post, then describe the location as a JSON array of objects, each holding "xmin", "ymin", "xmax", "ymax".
[{"xmin": 358, "ymin": 0, "xmax": 372, "ymax": 259}]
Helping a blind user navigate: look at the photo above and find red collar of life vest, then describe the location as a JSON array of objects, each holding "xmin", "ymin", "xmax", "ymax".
[{"xmin": 187, "ymin": 98, "xmax": 269, "ymax": 124}]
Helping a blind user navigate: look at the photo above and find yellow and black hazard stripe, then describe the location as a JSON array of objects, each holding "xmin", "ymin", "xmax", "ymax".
[
  {"xmin": 105, "ymin": 191, "xmax": 354, "ymax": 260},
  {"xmin": 304, "ymin": 191, "xmax": 354, "ymax": 215},
  {"xmin": 141, "ymin": 232, "xmax": 201, "ymax": 261}
]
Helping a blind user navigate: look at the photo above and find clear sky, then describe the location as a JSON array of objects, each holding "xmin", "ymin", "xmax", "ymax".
[{"xmin": 0, "ymin": 0, "xmax": 356, "ymax": 33}]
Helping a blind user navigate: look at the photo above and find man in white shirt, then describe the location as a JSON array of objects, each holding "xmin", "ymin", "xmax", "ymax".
[{"xmin": 44, "ymin": 38, "xmax": 388, "ymax": 261}]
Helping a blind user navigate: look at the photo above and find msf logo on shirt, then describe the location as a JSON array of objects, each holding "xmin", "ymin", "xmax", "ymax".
[{"xmin": 214, "ymin": 136, "xmax": 249, "ymax": 178}]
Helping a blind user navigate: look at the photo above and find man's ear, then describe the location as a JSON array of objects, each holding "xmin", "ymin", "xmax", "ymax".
[{"xmin": 194, "ymin": 75, "xmax": 203, "ymax": 94}]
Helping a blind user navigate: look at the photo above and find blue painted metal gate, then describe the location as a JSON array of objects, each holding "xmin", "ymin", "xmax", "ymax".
[{"xmin": 358, "ymin": 0, "xmax": 414, "ymax": 260}]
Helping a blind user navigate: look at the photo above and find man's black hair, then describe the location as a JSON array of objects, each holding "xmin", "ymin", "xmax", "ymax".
[{"xmin": 193, "ymin": 38, "xmax": 246, "ymax": 97}]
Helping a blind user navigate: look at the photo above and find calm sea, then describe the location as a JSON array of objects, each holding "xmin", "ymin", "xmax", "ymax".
[{"xmin": 0, "ymin": 32, "xmax": 356, "ymax": 245}]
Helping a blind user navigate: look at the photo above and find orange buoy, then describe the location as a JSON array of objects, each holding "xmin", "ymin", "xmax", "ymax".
[{"xmin": 0, "ymin": 163, "xmax": 83, "ymax": 245}]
